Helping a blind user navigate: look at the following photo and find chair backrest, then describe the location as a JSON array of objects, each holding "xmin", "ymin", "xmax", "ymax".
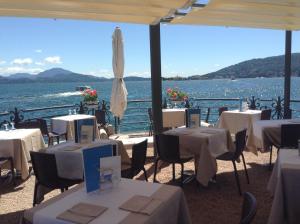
[
  {"xmin": 261, "ymin": 109, "xmax": 272, "ymax": 120},
  {"xmin": 281, "ymin": 124, "xmax": 300, "ymax": 148},
  {"xmin": 234, "ymin": 129, "xmax": 247, "ymax": 160},
  {"xmin": 95, "ymin": 110, "xmax": 106, "ymax": 126},
  {"xmin": 37, "ymin": 118, "xmax": 49, "ymax": 136},
  {"xmin": 219, "ymin": 107, "xmax": 228, "ymax": 116},
  {"xmin": 30, "ymin": 151, "xmax": 61, "ymax": 189},
  {"xmin": 240, "ymin": 192, "xmax": 257, "ymax": 224},
  {"xmin": 185, "ymin": 108, "xmax": 201, "ymax": 128},
  {"xmin": 15, "ymin": 120, "xmax": 41, "ymax": 130},
  {"xmin": 155, "ymin": 134, "xmax": 181, "ymax": 163},
  {"xmin": 131, "ymin": 139, "xmax": 148, "ymax": 175}
]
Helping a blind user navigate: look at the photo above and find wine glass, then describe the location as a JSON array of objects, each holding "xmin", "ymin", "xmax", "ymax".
[
  {"xmin": 69, "ymin": 109, "xmax": 72, "ymax": 115},
  {"xmin": 10, "ymin": 122, "xmax": 15, "ymax": 130},
  {"xmin": 73, "ymin": 109, "xmax": 77, "ymax": 115},
  {"xmin": 3, "ymin": 123, "xmax": 9, "ymax": 131}
]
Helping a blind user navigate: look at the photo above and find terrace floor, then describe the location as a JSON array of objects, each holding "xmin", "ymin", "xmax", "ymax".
[{"xmin": 0, "ymin": 147, "xmax": 275, "ymax": 224}]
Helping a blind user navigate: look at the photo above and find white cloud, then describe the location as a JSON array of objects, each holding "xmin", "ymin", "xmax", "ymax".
[
  {"xmin": 128, "ymin": 71, "xmax": 150, "ymax": 77},
  {"xmin": 35, "ymin": 49, "xmax": 42, "ymax": 53},
  {"xmin": 12, "ymin": 58, "xmax": 33, "ymax": 65},
  {"xmin": 88, "ymin": 69, "xmax": 113, "ymax": 78},
  {"xmin": 214, "ymin": 64, "xmax": 220, "ymax": 67},
  {"xmin": 0, "ymin": 60, "xmax": 6, "ymax": 65},
  {"xmin": 44, "ymin": 56, "xmax": 62, "ymax": 64},
  {"xmin": 0, "ymin": 66, "xmax": 43, "ymax": 75},
  {"xmin": 35, "ymin": 61, "xmax": 45, "ymax": 66}
]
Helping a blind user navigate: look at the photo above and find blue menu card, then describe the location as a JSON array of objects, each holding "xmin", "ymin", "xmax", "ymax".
[
  {"xmin": 74, "ymin": 118, "xmax": 95, "ymax": 143},
  {"xmin": 186, "ymin": 108, "xmax": 201, "ymax": 128},
  {"xmin": 82, "ymin": 145, "xmax": 113, "ymax": 193}
]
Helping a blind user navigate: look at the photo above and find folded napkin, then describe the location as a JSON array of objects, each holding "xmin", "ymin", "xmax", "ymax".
[
  {"xmin": 119, "ymin": 195, "xmax": 163, "ymax": 216},
  {"xmin": 62, "ymin": 145, "xmax": 82, "ymax": 151},
  {"xmin": 57, "ymin": 203, "xmax": 107, "ymax": 224}
]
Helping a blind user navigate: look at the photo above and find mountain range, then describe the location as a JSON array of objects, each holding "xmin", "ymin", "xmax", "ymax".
[{"xmin": 1, "ymin": 53, "xmax": 300, "ymax": 83}]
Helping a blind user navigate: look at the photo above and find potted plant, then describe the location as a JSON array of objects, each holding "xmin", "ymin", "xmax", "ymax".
[{"xmin": 82, "ymin": 89, "xmax": 98, "ymax": 108}]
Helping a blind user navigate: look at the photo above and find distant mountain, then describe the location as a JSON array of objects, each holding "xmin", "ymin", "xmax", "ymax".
[
  {"xmin": 0, "ymin": 68, "xmax": 151, "ymax": 84},
  {"xmin": 190, "ymin": 53, "xmax": 300, "ymax": 80},
  {"xmin": 123, "ymin": 76, "xmax": 150, "ymax": 81}
]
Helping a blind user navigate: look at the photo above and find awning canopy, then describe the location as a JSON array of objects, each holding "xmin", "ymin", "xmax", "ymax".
[
  {"xmin": 0, "ymin": 0, "xmax": 192, "ymax": 25},
  {"xmin": 171, "ymin": 0, "xmax": 300, "ymax": 30}
]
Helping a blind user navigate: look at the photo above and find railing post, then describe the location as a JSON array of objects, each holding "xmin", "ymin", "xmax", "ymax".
[
  {"xmin": 9, "ymin": 107, "xmax": 24, "ymax": 124},
  {"xmin": 284, "ymin": 30, "xmax": 292, "ymax": 119}
]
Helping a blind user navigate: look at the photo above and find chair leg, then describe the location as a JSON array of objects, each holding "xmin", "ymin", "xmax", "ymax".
[
  {"xmin": 57, "ymin": 136, "xmax": 60, "ymax": 144},
  {"xmin": 172, "ymin": 163, "xmax": 176, "ymax": 181},
  {"xmin": 180, "ymin": 163, "xmax": 184, "ymax": 187},
  {"xmin": 33, "ymin": 182, "xmax": 39, "ymax": 206},
  {"xmin": 241, "ymin": 153, "xmax": 249, "ymax": 184},
  {"xmin": 269, "ymin": 146, "xmax": 273, "ymax": 170},
  {"xmin": 143, "ymin": 167, "xmax": 148, "ymax": 182},
  {"xmin": 60, "ymin": 188, "xmax": 65, "ymax": 193},
  {"xmin": 9, "ymin": 158, "xmax": 16, "ymax": 186},
  {"xmin": 153, "ymin": 159, "xmax": 159, "ymax": 183},
  {"xmin": 232, "ymin": 161, "xmax": 242, "ymax": 196}
]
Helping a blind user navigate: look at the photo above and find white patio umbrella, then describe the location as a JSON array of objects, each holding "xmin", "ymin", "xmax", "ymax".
[{"xmin": 110, "ymin": 27, "xmax": 128, "ymax": 119}]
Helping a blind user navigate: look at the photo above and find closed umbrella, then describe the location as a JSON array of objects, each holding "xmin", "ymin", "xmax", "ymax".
[{"xmin": 110, "ymin": 27, "xmax": 128, "ymax": 119}]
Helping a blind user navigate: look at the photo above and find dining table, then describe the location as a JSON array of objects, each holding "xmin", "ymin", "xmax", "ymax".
[
  {"xmin": 23, "ymin": 178, "xmax": 192, "ymax": 224},
  {"xmin": 267, "ymin": 148, "xmax": 300, "ymax": 224},
  {"xmin": 164, "ymin": 127, "xmax": 234, "ymax": 186},
  {"xmin": 162, "ymin": 108, "xmax": 186, "ymax": 128},
  {"xmin": 0, "ymin": 128, "xmax": 45, "ymax": 179},
  {"xmin": 247, "ymin": 118, "xmax": 300, "ymax": 153},
  {"xmin": 51, "ymin": 114, "xmax": 100, "ymax": 140},
  {"xmin": 35, "ymin": 139, "xmax": 132, "ymax": 204}
]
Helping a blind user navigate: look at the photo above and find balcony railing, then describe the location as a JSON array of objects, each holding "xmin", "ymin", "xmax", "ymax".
[{"xmin": 1, "ymin": 96, "xmax": 300, "ymax": 133}]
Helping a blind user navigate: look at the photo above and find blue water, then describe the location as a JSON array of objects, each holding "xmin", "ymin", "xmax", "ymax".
[{"xmin": 1, "ymin": 77, "xmax": 300, "ymax": 132}]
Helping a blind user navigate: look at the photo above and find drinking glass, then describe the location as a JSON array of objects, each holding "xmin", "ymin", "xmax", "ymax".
[
  {"xmin": 4, "ymin": 123, "xmax": 9, "ymax": 131},
  {"xmin": 69, "ymin": 109, "xmax": 72, "ymax": 115},
  {"xmin": 73, "ymin": 109, "xmax": 77, "ymax": 115},
  {"xmin": 10, "ymin": 122, "xmax": 15, "ymax": 130}
]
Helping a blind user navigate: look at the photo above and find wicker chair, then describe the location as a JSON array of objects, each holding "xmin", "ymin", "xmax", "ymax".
[{"xmin": 37, "ymin": 119, "xmax": 67, "ymax": 146}]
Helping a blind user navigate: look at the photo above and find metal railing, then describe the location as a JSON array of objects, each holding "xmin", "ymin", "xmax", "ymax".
[{"xmin": 1, "ymin": 96, "xmax": 300, "ymax": 133}]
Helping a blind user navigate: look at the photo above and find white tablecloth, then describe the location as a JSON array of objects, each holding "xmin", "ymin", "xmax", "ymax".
[
  {"xmin": 217, "ymin": 109, "xmax": 261, "ymax": 135},
  {"xmin": 248, "ymin": 119, "xmax": 300, "ymax": 152},
  {"xmin": 0, "ymin": 129, "xmax": 45, "ymax": 179},
  {"xmin": 45, "ymin": 139, "xmax": 131, "ymax": 180},
  {"xmin": 267, "ymin": 149, "xmax": 300, "ymax": 224},
  {"xmin": 162, "ymin": 108, "xmax": 186, "ymax": 128},
  {"xmin": 51, "ymin": 114, "xmax": 99, "ymax": 140},
  {"xmin": 164, "ymin": 127, "xmax": 234, "ymax": 186},
  {"xmin": 25, "ymin": 179, "xmax": 191, "ymax": 224}
]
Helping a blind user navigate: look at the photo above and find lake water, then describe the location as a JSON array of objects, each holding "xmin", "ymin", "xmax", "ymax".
[{"xmin": 1, "ymin": 77, "xmax": 300, "ymax": 132}]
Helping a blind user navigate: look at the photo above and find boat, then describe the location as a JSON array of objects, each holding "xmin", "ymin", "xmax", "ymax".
[{"xmin": 75, "ymin": 85, "xmax": 91, "ymax": 91}]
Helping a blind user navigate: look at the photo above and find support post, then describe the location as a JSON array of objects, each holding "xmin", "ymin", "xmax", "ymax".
[
  {"xmin": 284, "ymin": 30, "xmax": 292, "ymax": 119},
  {"xmin": 149, "ymin": 24, "xmax": 163, "ymax": 135}
]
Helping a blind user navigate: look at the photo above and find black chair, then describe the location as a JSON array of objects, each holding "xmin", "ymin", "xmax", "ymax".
[
  {"xmin": 95, "ymin": 109, "xmax": 106, "ymax": 126},
  {"xmin": 121, "ymin": 139, "xmax": 148, "ymax": 181},
  {"xmin": 30, "ymin": 151, "xmax": 82, "ymax": 206},
  {"xmin": 218, "ymin": 107, "xmax": 228, "ymax": 116},
  {"xmin": 216, "ymin": 129, "xmax": 249, "ymax": 195},
  {"xmin": 240, "ymin": 192, "xmax": 257, "ymax": 224},
  {"xmin": 261, "ymin": 109, "xmax": 272, "ymax": 120},
  {"xmin": 148, "ymin": 108, "xmax": 154, "ymax": 136},
  {"xmin": 269, "ymin": 124, "xmax": 300, "ymax": 169},
  {"xmin": 37, "ymin": 119, "xmax": 67, "ymax": 146},
  {"xmin": 153, "ymin": 134, "xmax": 193, "ymax": 186},
  {"xmin": 281, "ymin": 124, "xmax": 300, "ymax": 148},
  {"xmin": 0, "ymin": 156, "xmax": 16, "ymax": 185},
  {"xmin": 15, "ymin": 120, "xmax": 41, "ymax": 129}
]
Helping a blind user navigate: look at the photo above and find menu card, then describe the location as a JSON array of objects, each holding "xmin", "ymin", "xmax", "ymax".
[
  {"xmin": 74, "ymin": 118, "xmax": 95, "ymax": 143},
  {"xmin": 186, "ymin": 108, "xmax": 201, "ymax": 128},
  {"xmin": 82, "ymin": 145, "xmax": 113, "ymax": 193}
]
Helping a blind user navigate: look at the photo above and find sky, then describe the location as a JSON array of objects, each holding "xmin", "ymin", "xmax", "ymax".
[{"xmin": 0, "ymin": 17, "xmax": 300, "ymax": 78}]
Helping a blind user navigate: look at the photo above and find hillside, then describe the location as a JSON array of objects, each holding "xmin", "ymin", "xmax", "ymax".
[{"xmin": 190, "ymin": 53, "xmax": 300, "ymax": 80}]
